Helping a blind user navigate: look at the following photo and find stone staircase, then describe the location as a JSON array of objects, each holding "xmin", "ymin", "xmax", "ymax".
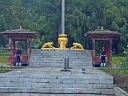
[
  {"xmin": 29, "ymin": 49, "xmax": 92, "ymax": 67},
  {"xmin": 0, "ymin": 67, "xmax": 114, "ymax": 95}
]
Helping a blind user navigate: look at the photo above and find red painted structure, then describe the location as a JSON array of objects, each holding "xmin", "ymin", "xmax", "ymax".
[
  {"xmin": 0, "ymin": 26, "xmax": 36, "ymax": 65},
  {"xmin": 86, "ymin": 29, "xmax": 121, "ymax": 66}
]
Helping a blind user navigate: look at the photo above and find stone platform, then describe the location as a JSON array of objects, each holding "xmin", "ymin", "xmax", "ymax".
[
  {"xmin": 29, "ymin": 49, "xmax": 92, "ymax": 67},
  {"xmin": 0, "ymin": 67, "xmax": 113, "ymax": 95}
]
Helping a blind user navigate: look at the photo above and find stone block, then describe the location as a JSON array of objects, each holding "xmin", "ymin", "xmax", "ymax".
[
  {"xmin": 58, "ymin": 75, "xmax": 72, "ymax": 79},
  {"xmin": 100, "ymin": 80, "xmax": 113, "ymax": 84},
  {"xmin": 0, "ymin": 87, "xmax": 8, "ymax": 92},
  {"xmin": 76, "ymin": 88, "xmax": 101, "ymax": 94},
  {"xmin": 101, "ymin": 89, "xmax": 114, "ymax": 95},
  {"xmin": 29, "ymin": 78, "xmax": 48, "ymax": 83},
  {"xmin": 72, "ymin": 84, "xmax": 86, "ymax": 88},
  {"xmin": 32, "ymin": 74, "xmax": 45, "ymax": 78},
  {"xmin": 31, "ymin": 83, "xmax": 45, "ymax": 88},
  {"xmin": 49, "ymin": 88, "xmax": 63, "ymax": 93},
  {"xmin": 59, "ymin": 84, "xmax": 73, "ymax": 88},
  {"xmin": 76, "ymin": 79, "xmax": 99, "ymax": 84},
  {"xmin": 19, "ymin": 74, "xmax": 32, "ymax": 78},
  {"xmin": 48, "ymin": 79, "xmax": 61, "ymax": 83},
  {"xmin": 10, "ymin": 83, "xmax": 26, "ymax": 87},
  {"xmin": 8, "ymin": 88, "xmax": 22, "ymax": 92},
  {"xmin": 30, "ymin": 88, "xmax": 50, "ymax": 93},
  {"xmin": 45, "ymin": 74, "xmax": 58, "ymax": 79},
  {"xmin": 72, "ymin": 75, "xmax": 84, "ymax": 80},
  {"xmin": 0, "ymin": 79, "xmax": 4, "ymax": 87},
  {"xmin": 62, "ymin": 79, "xmax": 76, "ymax": 84},
  {"xmin": 9, "ymin": 78, "xmax": 24, "ymax": 83},
  {"xmin": 4, "ymin": 81, "xmax": 12, "ymax": 87},
  {"xmin": 45, "ymin": 83, "xmax": 58, "ymax": 88},
  {"xmin": 63, "ymin": 88, "xmax": 76, "ymax": 93},
  {"xmin": 6, "ymin": 74, "xmax": 20, "ymax": 78},
  {"xmin": 107, "ymin": 84, "xmax": 114, "ymax": 88},
  {"xmin": 0, "ymin": 73, "xmax": 7, "ymax": 77}
]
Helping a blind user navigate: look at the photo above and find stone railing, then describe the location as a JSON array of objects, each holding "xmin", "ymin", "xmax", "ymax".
[{"xmin": 114, "ymin": 87, "xmax": 128, "ymax": 96}]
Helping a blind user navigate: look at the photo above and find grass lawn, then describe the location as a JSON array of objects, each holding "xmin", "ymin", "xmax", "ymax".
[
  {"xmin": 101, "ymin": 67, "xmax": 128, "ymax": 77},
  {"xmin": 100, "ymin": 66, "xmax": 128, "ymax": 92},
  {"xmin": 0, "ymin": 67, "xmax": 12, "ymax": 73},
  {"xmin": 101, "ymin": 55, "xmax": 128, "ymax": 92},
  {"xmin": 0, "ymin": 55, "xmax": 8, "ymax": 64},
  {"xmin": 100, "ymin": 67, "xmax": 128, "ymax": 92},
  {"xmin": 0, "ymin": 51, "xmax": 25, "ymax": 73},
  {"xmin": 0, "ymin": 51, "xmax": 8, "ymax": 64},
  {"xmin": 112, "ymin": 56, "xmax": 125, "ymax": 65},
  {"xmin": 0, "ymin": 66, "xmax": 26, "ymax": 73}
]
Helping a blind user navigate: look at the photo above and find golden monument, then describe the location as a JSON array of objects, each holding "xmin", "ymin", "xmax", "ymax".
[
  {"xmin": 58, "ymin": 34, "xmax": 68, "ymax": 49},
  {"xmin": 41, "ymin": 0, "xmax": 84, "ymax": 50},
  {"xmin": 70, "ymin": 43, "xmax": 84, "ymax": 50},
  {"xmin": 41, "ymin": 42, "xmax": 55, "ymax": 49}
]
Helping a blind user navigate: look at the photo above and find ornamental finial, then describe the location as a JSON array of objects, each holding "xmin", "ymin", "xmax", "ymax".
[
  {"xmin": 20, "ymin": 26, "xmax": 22, "ymax": 29},
  {"xmin": 101, "ymin": 26, "xmax": 104, "ymax": 31}
]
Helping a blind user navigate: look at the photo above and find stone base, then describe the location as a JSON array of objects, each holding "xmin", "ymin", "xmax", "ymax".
[
  {"xmin": 0, "ymin": 67, "xmax": 113, "ymax": 95},
  {"xmin": 29, "ymin": 49, "xmax": 92, "ymax": 67}
]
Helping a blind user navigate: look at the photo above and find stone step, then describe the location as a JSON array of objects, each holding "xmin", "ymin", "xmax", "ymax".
[
  {"xmin": 0, "ymin": 93, "xmax": 111, "ymax": 96},
  {"xmin": 0, "ymin": 78, "xmax": 113, "ymax": 88},
  {"xmin": 0, "ymin": 67, "xmax": 114, "ymax": 95},
  {"xmin": 0, "ymin": 87, "xmax": 114, "ymax": 95},
  {"xmin": 0, "ymin": 72, "xmax": 113, "ymax": 95}
]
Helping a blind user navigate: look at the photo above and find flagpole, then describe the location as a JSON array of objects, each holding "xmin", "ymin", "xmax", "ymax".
[{"xmin": 61, "ymin": 0, "xmax": 65, "ymax": 34}]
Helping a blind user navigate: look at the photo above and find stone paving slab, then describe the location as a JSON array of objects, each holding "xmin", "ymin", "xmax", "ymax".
[
  {"xmin": 0, "ymin": 93, "xmax": 111, "ymax": 96},
  {"xmin": 0, "ymin": 87, "xmax": 114, "ymax": 94}
]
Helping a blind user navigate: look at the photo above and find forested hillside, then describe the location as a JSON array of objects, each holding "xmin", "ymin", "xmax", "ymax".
[{"xmin": 0, "ymin": 0, "xmax": 128, "ymax": 53}]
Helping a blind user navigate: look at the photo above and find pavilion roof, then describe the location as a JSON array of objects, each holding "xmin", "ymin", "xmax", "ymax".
[
  {"xmin": 0, "ymin": 26, "xmax": 37, "ymax": 39},
  {"xmin": 86, "ymin": 29, "xmax": 121, "ymax": 38}
]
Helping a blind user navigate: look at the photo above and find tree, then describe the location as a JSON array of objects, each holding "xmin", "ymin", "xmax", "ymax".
[{"xmin": 0, "ymin": 0, "xmax": 128, "ymax": 51}]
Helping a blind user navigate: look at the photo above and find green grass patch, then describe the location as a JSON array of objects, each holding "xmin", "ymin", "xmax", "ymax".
[
  {"xmin": 100, "ymin": 67, "xmax": 128, "ymax": 77},
  {"xmin": 0, "ymin": 51, "xmax": 8, "ymax": 64},
  {"xmin": 0, "ymin": 66, "xmax": 12, "ymax": 73},
  {"xmin": 0, "ymin": 55, "xmax": 8, "ymax": 64},
  {"xmin": 112, "ymin": 56, "xmax": 125, "ymax": 65},
  {"xmin": 0, "ymin": 66, "xmax": 25, "ymax": 73}
]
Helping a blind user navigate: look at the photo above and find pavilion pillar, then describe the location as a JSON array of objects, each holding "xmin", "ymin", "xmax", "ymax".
[
  {"xmin": 9, "ymin": 39, "xmax": 13, "ymax": 64},
  {"xmin": 12, "ymin": 39, "xmax": 16, "ymax": 63},
  {"xmin": 109, "ymin": 39, "xmax": 112, "ymax": 65},
  {"xmin": 27, "ymin": 39, "xmax": 31, "ymax": 65},
  {"xmin": 92, "ymin": 38, "xmax": 95, "ymax": 65}
]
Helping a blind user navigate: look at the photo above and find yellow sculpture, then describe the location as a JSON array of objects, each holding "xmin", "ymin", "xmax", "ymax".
[
  {"xmin": 41, "ymin": 42, "xmax": 55, "ymax": 49},
  {"xmin": 70, "ymin": 43, "xmax": 84, "ymax": 50},
  {"xmin": 58, "ymin": 34, "xmax": 68, "ymax": 49}
]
